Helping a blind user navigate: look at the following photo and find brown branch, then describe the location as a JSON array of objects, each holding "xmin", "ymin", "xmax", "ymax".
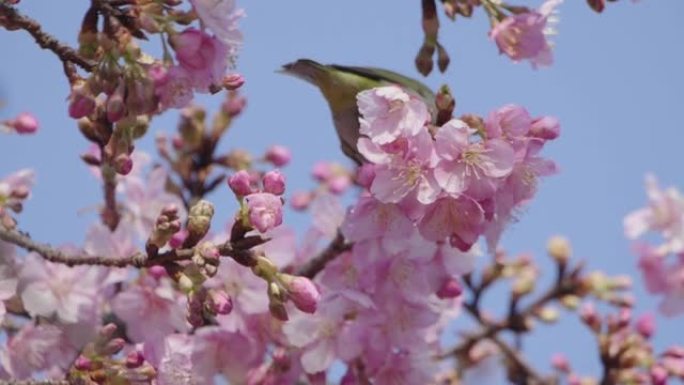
[
  {"xmin": 0, "ymin": 4, "xmax": 94, "ymax": 71},
  {"xmin": 0, "ymin": 226, "xmax": 191, "ymax": 268},
  {"xmin": 295, "ymin": 232, "xmax": 352, "ymax": 278}
]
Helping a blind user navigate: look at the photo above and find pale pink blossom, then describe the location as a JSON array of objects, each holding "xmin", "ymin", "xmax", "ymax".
[
  {"xmin": 418, "ymin": 196, "xmax": 485, "ymax": 251},
  {"xmin": 0, "ymin": 241, "xmax": 17, "ymax": 323},
  {"xmin": 244, "ymin": 192, "xmax": 283, "ymax": 233},
  {"xmin": 434, "ymin": 119, "xmax": 514, "ymax": 199},
  {"xmin": 156, "ymin": 334, "xmax": 212, "ymax": 385},
  {"xmin": 625, "ymin": 174, "xmax": 684, "ymax": 253},
  {"xmin": 112, "ymin": 275, "xmax": 188, "ymax": 345},
  {"xmin": 151, "ymin": 65, "xmax": 194, "ymax": 110},
  {"xmin": 283, "ymin": 295, "xmax": 368, "ymax": 374},
  {"xmin": 342, "ymin": 196, "xmax": 414, "ymax": 242},
  {"xmin": 19, "ymin": 253, "xmax": 107, "ymax": 324},
  {"xmin": 360, "ymin": 130, "xmax": 440, "ymax": 205},
  {"xmin": 189, "ymin": 0, "xmax": 244, "ymax": 60},
  {"xmin": 0, "ymin": 169, "xmax": 34, "ymax": 211},
  {"xmin": 171, "ymin": 28, "xmax": 230, "ymax": 91},
  {"xmin": 490, "ymin": 0, "xmax": 563, "ymax": 67},
  {"xmin": 357, "ymin": 86, "xmax": 430, "ymax": 145},
  {"xmin": 2, "ymin": 324, "xmax": 75, "ymax": 379}
]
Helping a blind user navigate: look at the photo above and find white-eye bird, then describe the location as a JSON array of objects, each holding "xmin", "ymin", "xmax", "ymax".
[{"xmin": 280, "ymin": 59, "xmax": 436, "ymax": 164}]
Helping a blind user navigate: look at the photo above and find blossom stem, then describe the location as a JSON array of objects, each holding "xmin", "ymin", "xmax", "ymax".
[{"xmin": 0, "ymin": 3, "xmax": 94, "ymax": 71}]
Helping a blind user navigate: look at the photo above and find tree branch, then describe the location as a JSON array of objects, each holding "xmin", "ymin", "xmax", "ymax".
[
  {"xmin": 0, "ymin": 4, "xmax": 94, "ymax": 71},
  {"xmin": 295, "ymin": 232, "xmax": 352, "ymax": 278}
]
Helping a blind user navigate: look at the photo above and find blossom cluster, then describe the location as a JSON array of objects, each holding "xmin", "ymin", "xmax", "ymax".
[{"xmin": 625, "ymin": 175, "xmax": 684, "ymax": 316}]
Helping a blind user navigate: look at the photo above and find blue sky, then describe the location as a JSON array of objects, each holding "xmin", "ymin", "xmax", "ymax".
[{"xmin": 1, "ymin": 0, "xmax": 683, "ymax": 381}]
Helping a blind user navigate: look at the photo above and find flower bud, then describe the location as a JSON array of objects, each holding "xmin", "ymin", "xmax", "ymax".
[
  {"xmin": 580, "ymin": 303, "xmax": 601, "ymax": 333},
  {"xmin": 263, "ymin": 170, "xmax": 286, "ymax": 195},
  {"xmin": 436, "ymin": 278, "xmax": 462, "ymax": 299},
  {"xmin": 530, "ymin": 116, "xmax": 560, "ymax": 140},
  {"xmin": 148, "ymin": 265, "xmax": 167, "ymax": 280},
  {"xmin": 187, "ymin": 200, "xmax": 214, "ymax": 241},
  {"xmin": 222, "ymin": 95, "xmax": 246, "ymax": 118},
  {"xmin": 125, "ymin": 351, "xmax": 145, "ymax": 369},
  {"xmin": 635, "ymin": 313, "xmax": 655, "ymax": 338},
  {"xmin": 113, "ymin": 153, "xmax": 133, "ymax": 175},
  {"xmin": 74, "ymin": 355, "xmax": 93, "ymax": 371},
  {"xmin": 228, "ymin": 170, "xmax": 253, "ymax": 196},
  {"xmin": 551, "ymin": 353, "xmax": 570, "ymax": 373},
  {"xmin": 537, "ymin": 306, "xmax": 560, "ymax": 323},
  {"xmin": 68, "ymin": 80, "xmax": 96, "ymax": 119},
  {"xmin": 282, "ymin": 275, "xmax": 320, "ymax": 314},
  {"xmin": 265, "ymin": 145, "xmax": 291, "ymax": 167},
  {"xmin": 355, "ymin": 164, "xmax": 375, "ymax": 188},
  {"xmin": 290, "ymin": 191, "xmax": 313, "ymax": 211},
  {"xmin": 178, "ymin": 273, "xmax": 194, "ymax": 292},
  {"xmin": 208, "ymin": 290, "xmax": 233, "ymax": 315},
  {"xmin": 106, "ymin": 84, "xmax": 127, "ymax": 123},
  {"xmin": 223, "ymin": 73, "xmax": 245, "ymax": 90},
  {"xmin": 169, "ymin": 229, "xmax": 188, "ymax": 248},
  {"xmin": 650, "ymin": 365, "xmax": 668, "ymax": 385},
  {"xmin": 98, "ymin": 323, "xmax": 118, "ymax": 340},
  {"xmin": 8, "ymin": 112, "xmax": 39, "ymax": 134},
  {"xmin": 547, "ymin": 236, "xmax": 571, "ymax": 264}
]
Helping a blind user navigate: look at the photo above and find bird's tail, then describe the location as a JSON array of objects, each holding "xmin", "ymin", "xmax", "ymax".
[{"xmin": 279, "ymin": 59, "xmax": 327, "ymax": 85}]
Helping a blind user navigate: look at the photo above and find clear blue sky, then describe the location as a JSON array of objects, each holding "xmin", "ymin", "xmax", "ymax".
[{"xmin": 1, "ymin": 0, "xmax": 683, "ymax": 381}]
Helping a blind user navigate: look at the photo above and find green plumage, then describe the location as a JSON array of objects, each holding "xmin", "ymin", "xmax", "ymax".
[{"xmin": 280, "ymin": 59, "xmax": 435, "ymax": 164}]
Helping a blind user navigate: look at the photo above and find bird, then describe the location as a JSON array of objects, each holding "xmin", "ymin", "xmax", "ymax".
[{"xmin": 280, "ymin": 59, "xmax": 436, "ymax": 164}]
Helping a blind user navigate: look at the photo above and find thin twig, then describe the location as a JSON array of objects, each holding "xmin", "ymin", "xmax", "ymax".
[{"xmin": 0, "ymin": 4, "xmax": 94, "ymax": 71}]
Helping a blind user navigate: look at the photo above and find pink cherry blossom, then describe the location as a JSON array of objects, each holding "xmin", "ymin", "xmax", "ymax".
[
  {"xmin": 625, "ymin": 174, "xmax": 684, "ymax": 254},
  {"xmin": 18, "ymin": 252, "xmax": 107, "ymax": 324},
  {"xmin": 2, "ymin": 324, "xmax": 75, "ymax": 379},
  {"xmin": 189, "ymin": 0, "xmax": 244, "ymax": 60},
  {"xmin": 490, "ymin": 0, "xmax": 563, "ymax": 67},
  {"xmin": 112, "ymin": 275, "xmax": 188, "ymax": 345},
  {"xmin": 360, "ymin": 129, "xmax": 441, "ymax": 205},
  {"xmin": 419, "ymin": 196, "xmax": 485, "ymax": 252},
  {"xmin": 434, "ymin": 119, "xmax": 514, "ymax": 199},
  {"xmin": 244, "ymin": 192, "xmax": 284, "ymax": 233},
  {"xmin": 171, "ymin": 28, "xmax": 230, "ymax": 91},
  {"xmin": 357, "ymin": 86, "xmax": 430, "ymax": 145},
  {"xmin": 0, "ymin": 241, "xmax": 17, "ymax": 323},
  {"xmin": 151, "ymin": 65, "xmax": 194, "ymax": 110}
]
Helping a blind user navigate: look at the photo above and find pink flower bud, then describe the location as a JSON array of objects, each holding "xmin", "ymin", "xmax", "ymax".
[
  {"xmin": 286, "ymin": 276, "xmax": 320, "ymax": 314},
  {"xmin": 223, "ymin": 95, "xmax": 246, "ymax": 117},
  {"xmin": 223, "ymin": 73, "xmax": 245, "ymax": 90},
  {"xmin": 245, "ymin": 193, "xmax": 283, "ymax": 233},
  {"xmin": 312, "ymin": 162, "xmax": 332, "ymax": 181},
  {"xmin": 169, "ymin": 229, "xmax": 188, "ymax": 248},
  {"xmin": 356, "ymin": 164, "xmax": 375, "ymax": 188},
  {"xmin": 228, "ymin": 170, "xmax": 253, "ymax": 196},
  {"xmin": 9, "ymin": 112, "xmax": 39, "ymax": 134},
  {"xmin": 148, "ymin": 265, "xmax": 167, "ymax": 280},
  {"xmin": 125, "ymin": 351, "xmax": 145, "ymax": 369},
  {"xmin": 635, "ymin": 313, "xmax": 655, "ymax": 338},
  {"xmin": 265, "ymin": 145, "xmax": 292, "ymax": 167},
  {"xmin": 290, "ymin": 191, "xmax": 313, "ymax": 211},
  {"xmin": 263, "ymin": 170, "xmax": 286, "ymax": 195},
  {"xmin": 99, "ymin": 323, "xmax": 118, "ymax": 339},
  {"xmin": 114, "ymin": 154, "xmax": 133, "ymax": 175},
  {"xmin": 209, "ymin": 290, "xmax": 233, "ymax": 315},
  {"xmin": 74, "ymin": 355, "xmax": 93, "ymax": 371},
  {"xmin": 436, "ymin": 278, "xmax": 462, "ymax": 299},
  {"xmin": 530, "ymin": 116, "xmax": 560, "ymax": 140},
  {"xmin": 328, "ymin": 175, "xmax": 350, "ymax": 194},
  {"xmin": 106, "ymin": 85, "xmax": 127, "ymax": 123},
  {"xmin": 651, "ymin": 365, "xmax": 667, "ymax": 385},
  {"xmin": 551, "ymin": 353, "xmax": 570, "ymax": 373},
  {"xmin": 68, "ymin": 81, "xmax": 96, "ymax": 119}
]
